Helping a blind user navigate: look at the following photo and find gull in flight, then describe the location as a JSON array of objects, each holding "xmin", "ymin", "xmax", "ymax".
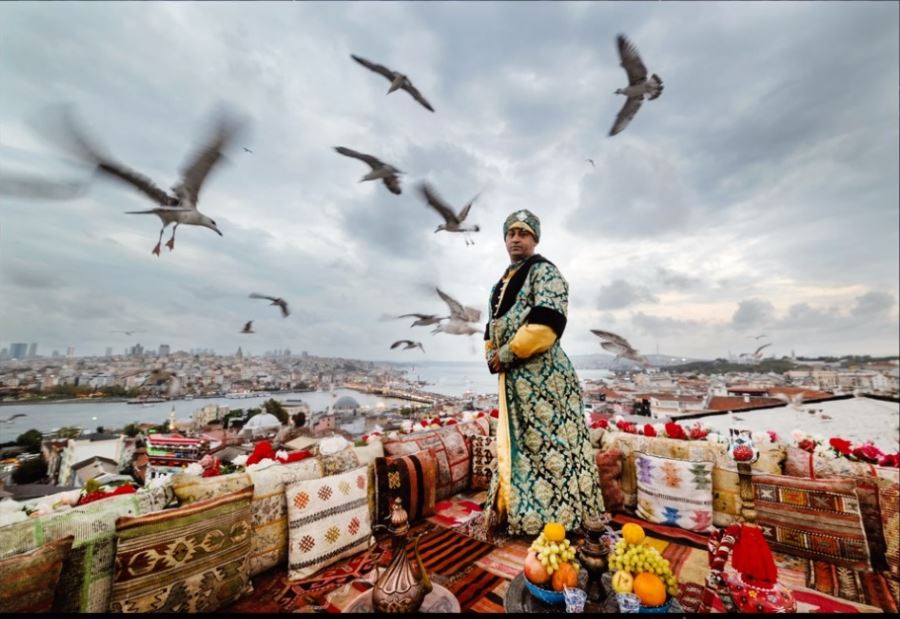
[
  {"xmin": 418, "ymin": 182, "xmax": 481, "ymax": 245},
  {"xmin": 249, "ymin": 293, "xmax": 290, "ymax": 318},
  {"xmin": 142, "ymin": 368, "xmax": 182, "ymax": 398},
  {"xmin": 110, "ymin": 330, "xmax": 145, "ymax": 336},
  {"xmin": 0, "ymin": 413, "xmax": 26, "ymax": 424},
  {"xmin": 334, "ymin": 146, "xmax": 402, "ymax": 195},
  {"xmin": 59, "ymin": 107, "xmax": 240, "ymax": 255},
  {"xmin": 393, "ymin": 313, "xmax": 449, "ymax": 328},
  {"xmin": 350, "ymin": 54, "xmax": 435, "ymax": 112},
  {"xmin": 774, "ymin": 392, "xmax": 804, "ymax": 410},
  {"xmin": 752, "ymin": 343, "xmax": 772, "ymax": 359},
  {"xmin": 240, "ymin": 320, "xmax": 255, "ymax": 334},
  {"xmin": 242, "ymin": 147, "xmax": 253, "ymax": 154},
  {"xmin": 747, "ymin": 334, "xmax": 767, "ymax": 340},
  {"xmin": 586, "ymin": 159, "xmax": 595, "ymax": 168},
  {"xmin": 609, "ymin": 34, "xmax": 663, "ymax": 136},
  {"xmin": 391, "ymin": 340, "xmax": 425, "ymax": 353},
  {"xmin": 435, "ymin": 288, "xmax": 481, "ymax": 323},
  {"xmin": 591, "ymin": 329, "xmax": 648, "ymax": 365}
]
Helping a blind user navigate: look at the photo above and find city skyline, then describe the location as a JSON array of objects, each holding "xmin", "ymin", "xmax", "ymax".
[{"xmin": 1, "ymin": 2, "xmax": 898, "ymax": 361}]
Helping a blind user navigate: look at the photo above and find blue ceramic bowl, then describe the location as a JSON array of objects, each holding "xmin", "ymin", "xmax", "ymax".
[
  {"xmin": 639, "ymin": 598, "xmax": 672, "ymax": 613},
  {"xmin": 523, "ymin": 576, "xmax": 566, "ymax": 605}
]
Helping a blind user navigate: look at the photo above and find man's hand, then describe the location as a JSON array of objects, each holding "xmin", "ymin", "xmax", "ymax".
[{"xmin": 489, "ymin": 351, "xmax": 502, "ymax": 373}]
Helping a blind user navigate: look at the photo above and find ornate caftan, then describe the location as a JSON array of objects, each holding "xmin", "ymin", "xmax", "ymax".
[{"xmin": 483, "ymin": 254, "xmax": 605, "ymax": 535}]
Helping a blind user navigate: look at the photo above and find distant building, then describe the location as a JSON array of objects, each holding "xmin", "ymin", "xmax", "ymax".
[
  {"xmin": 55, "ymin": 435, "xmax": 127, "ymax": 487},
  {"xmin": 67, "ymin": 346, "xmax": 75, "ymax": 358},
  {"xmin": 10, "ymin": 343, "xmax": 27, "ymax": 360},
  {"xmin": 0, "ymin": 348, "xmax": 7, "ymax": 359},
  {"xmin": 52, "ymin": 350, "xmax": 60, "ymax": 358},
  {"xmin": 131, "ymin": 343, "xmax": 144, "ymax": 357},
  {"xmin": 193, "ymin": 404, "xmax": 229, "ymax": 426},
  {"xmin": 105, "ymin": 347, "xmax": 113, "ymax": 358},
  {"xmin": 159, "ymin": 344, "xmax": 170, "ymax": 357},
  {"xmin": 27, "ymin": 343, "xmax": 37, "ymax": 358}
]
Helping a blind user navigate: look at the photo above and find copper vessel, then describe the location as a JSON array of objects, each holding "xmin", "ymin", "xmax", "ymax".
[
  {"xmin": 372, "ymin": 497, "xmax": 433, "ymax": 613},
  {"xmin": 576, "ymin": 512, "xmax": 610, "ymax": 603}
]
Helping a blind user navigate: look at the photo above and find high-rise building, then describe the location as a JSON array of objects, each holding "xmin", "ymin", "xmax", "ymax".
[
  {"xmin": 27, "ymin": 343, "xmax": 37, "ymax": 358},
  {"xmin": 10, "ymin": 343, "xmax": 28, "ymax": 359},
  {"xmin": 159, "ymin": 344, "xmax": 170, "ymax": 357},
  {"xmin": 105, "ymin": 347, "xmax": 113, "ymax": 358},
  {"xmin": 67, "ymin": 346, "xmax": 75, "ymax": 358},
  {"xmin": 131, "ymin": 343, "xmax": 144, "ymax": 357}
]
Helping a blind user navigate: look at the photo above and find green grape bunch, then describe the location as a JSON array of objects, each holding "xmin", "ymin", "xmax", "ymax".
[
  {"xmin": 607, "ymin": 539, "xmax": 679, "ymax": 597},
  {"xmin": 528, "ymin": 533, "xmax": 581, "ymax": 577}
]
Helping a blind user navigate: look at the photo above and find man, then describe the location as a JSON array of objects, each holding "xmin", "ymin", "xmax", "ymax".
[
  {"xmin": 483, "ymin": 209, "xmax": 604, "ymax": 535},
  {"xmin": 121, "ymin": 447, "xmax": 150, "ymax": 486}
]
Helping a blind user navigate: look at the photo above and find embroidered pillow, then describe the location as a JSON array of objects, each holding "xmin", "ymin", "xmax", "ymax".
[
  {"xmin": 109, "ymin": 486, "xmax": 253, "ymax": 612},
  {"xmin": 383, "ymin": 425, "xmax": 470, "ymax": 500},
  {"xmin": 246, "ymin": 457, "xmax": 323, "ymax": 576},
  {"xmin": 877, "ymin": 479, "xmax": 899, "ymax": 581},
  {"xmin": 635, "ymin": 451, "xmax": 714, "ymax": 532},
  {"xmin": 285, "ymin": 465, "xmax": 372, "ymax": 581},
  {"xmin": 457, "ymin": 417, "xmax": 490, "ymax": 438},
  {"xmin": 374, "ymin": 449, "xmax": 438, "ymax": 525},
  {"xmin": 0, "ymin": 535, "xmax": 73, "ymax": 613},
  {"xmin": 595, "ymin": 449, "xmax": 625, "ymax": 513},
  {"xmin": 711, "ymin": 442, "xmax": 784, "ymax": 527},
  {"xmin": 469, "ymin": 435, "xmax": 497, "ymax": 491},
  {"xmin": 171, "ymin": 471, "xmax": 253, "ymax": 505},
  {"xmin": 753, "ymin": 474, "xmax": 871, "ymax": 570},
  {"xmin": 317, "ymin": 444, "xmax": 362, "ymax": 477}
]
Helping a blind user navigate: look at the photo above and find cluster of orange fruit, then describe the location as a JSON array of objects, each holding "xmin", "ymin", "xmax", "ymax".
[
  {"xmin": 609, "ymin": 523, "xmax": 674, "ymax": 608},
  {"xmin": 523, "ymin": 522, "xmax": 580, "ymax": 592}
]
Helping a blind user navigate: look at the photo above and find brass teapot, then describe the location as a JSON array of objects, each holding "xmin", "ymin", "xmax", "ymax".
[{"xmin": 372, "ymin": 497, "xmax": 433, "ymax": 613}]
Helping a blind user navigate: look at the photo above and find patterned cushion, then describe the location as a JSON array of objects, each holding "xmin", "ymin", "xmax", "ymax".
[
  {"xmin": 285, "ymin": 466, "xmax": 372, "ymax": 581},
  {"xmin": 317, "ymin": 444, "xmax": 362, "ymax": 477},
  {"xmin": 878, "ymin": 479, "xmax": 899, "ymax": 581},
  {"xmin": 109, "ymin": 486, "xmax": 253, "ymax": 612},
  {"xmin": 635, "ymin": 451, "xmax": 714, "ymax": 532},
  {"xmin": 784, "ymin": 446, "xmax": 896, "ymax": 572},
  {"xmin": 753, "ymin": 474, "xmax": 871, "ymax": 570},
  {"xmin": 172, "ymin": 471, "xmax": 253, "ymax": 505},
  {"xmin": 469, "ymin": 435, "xmax": 497, "ymax": 490},
  {"xmin": 0, "ymin": 486, "xmax": 173, "ymax": 613},
  {"xmin": 0, "ymin": 535, "xmax": 73, "ymax": 613},
  {"xmin": 595, "ymin": 449, "xmax": 625, "ymax": 513},
  {"xmin": 246, "ymin": 458, "xmax": 323, "ymax": 576},
  {"xmin": 374, "ymin": 449, "xmax": 438, "ymax": 525},
  {"xmin": 711, "ymin": 442, "xmax": 784, "ymax": 527},
  {"xmin": 457, "ymin": 417, "xmax": 491, "ymax": 438},
  {"xmin": 382, "ymin": 425, "xmax": 471, "ymax": 500}
]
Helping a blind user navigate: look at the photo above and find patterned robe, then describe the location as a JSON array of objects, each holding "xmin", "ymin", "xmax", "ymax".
[{"xmin": 483, "ymin": 254, "xmax": 604, "ymax": 535}]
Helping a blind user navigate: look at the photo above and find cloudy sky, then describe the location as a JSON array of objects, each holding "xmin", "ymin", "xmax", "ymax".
[{"xmin": 1, "ymin": 1, "xmax": 897, "ymax": 363}]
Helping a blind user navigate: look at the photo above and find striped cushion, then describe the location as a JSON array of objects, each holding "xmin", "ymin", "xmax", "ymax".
[
  {"xmin": 753, "ymin": 474, "xmax": 871, "ymax": 569},
  {"xmin": 383, "ymin": 425, "xmax": 471, "ymax": 500},
  {"xmin": 109, "ymin": 486, "xmax": 253, "ymax": 612},
  {"xmin": 0, "ymin": 535, "xmax": 73, "ymax": 613},
  {"xmin": 374, "ymin": 449, "xmax": 438, "ymax": 525},
  {"xmin": 285, "ymin": 466, "xmax": 371, "ymax": 581}
]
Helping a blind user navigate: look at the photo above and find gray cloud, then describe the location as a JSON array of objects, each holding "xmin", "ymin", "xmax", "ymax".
[
  {"xmin": 731, "ymin": 299, "xmax": 776, "ymax": 330},
  {"xmin": 596, "ymin": 279, "xmax": 658, "ymax": 310}
]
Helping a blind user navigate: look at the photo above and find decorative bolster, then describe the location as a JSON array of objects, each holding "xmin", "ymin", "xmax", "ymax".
[{"xmin": 528, "ymin": 306, "xmax": 567, "ymax": 338}]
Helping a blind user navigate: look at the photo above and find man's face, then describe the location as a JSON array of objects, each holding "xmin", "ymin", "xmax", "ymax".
[{"xmin": 505, "ymin": 227, "xmax": 537, "ymax": 261}]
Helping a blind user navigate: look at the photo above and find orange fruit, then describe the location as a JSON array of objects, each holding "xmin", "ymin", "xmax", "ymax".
[
  {"xmin": 551, "ymin": 562, "xmax": 578, "ymax": 591},
  {"xmin": 633, "ymin": 572, "xmax": 667, "ymax": 607},
  {"xmin": 543, "ymin": 522, "xmax": 566, "ymax": 543},
  {"xmin": 622, "ymin": 522, "xmax": 646, "ymax": 545}
]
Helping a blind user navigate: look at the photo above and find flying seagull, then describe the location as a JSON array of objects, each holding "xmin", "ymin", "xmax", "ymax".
[
  {"xmin": 240, "ymin": 320, "xmax": 255, "ymax": 334},
  {"xmin": 59, "ymin": 107, "xmax": 240, "ymax": 255},
  {"xmin": 391, "ymin": 340, "xmax": 425, "ymax": 353},
  {"xmin": 396, "ymin": 313, "xmax": 449, "ymax": 328},
  {"xmin": 249, "ymin": 293, "xmax": 290, "ymax": 317},
  {"xmin": 0, "ymin": 413, "xmax": 26, "ymax": 424},
  {"xmin": 436, "ymin": 288, "xmax": 481, "ymax": 323},
  {"xmin": 752, "ymin": 343, "xmax": 772, "ymax": 359},
  {"xmin": 334, "ymin": 146, "xmax": 402, "ymax": 195},
  {"xmin": 110, "ymin": 330, "xmax": 145, "ymax": 336},
  {"xmin": 590, "ymin": 329, "xmax": 632, "ymax": 349},
  {"xmin": 586, "ymin": 159, "xmax": 595, "ymax": 168},
  {"xmin": 592, "ymin": 328, "xmax": 648, "ymax": 365},
  {"xmin": 747, "ymin": 334, "xmax": 767, "ymax": 340},
  {"xmin": 350, "ymin": 54, "xmax": 435, "ymax": 112},
  {"xmin": 242, "ymin": 147, "xmax": 253, "ymax": 154},
  {"xmin": 609, "ymin": 34, "xmax": 663, "ymax": 136},
  {"xmin": 418, "ymin": 182, "xmax": 481, "ymax": 245},
  {"xmin": 432, "ymin": 319, "xmax": 480, "ymax": 336}
]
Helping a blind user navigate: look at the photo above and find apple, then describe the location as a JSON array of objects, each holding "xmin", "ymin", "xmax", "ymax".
[{"xmin": 524, "ymin": 550, "xmax": 550, "ymax": 586}]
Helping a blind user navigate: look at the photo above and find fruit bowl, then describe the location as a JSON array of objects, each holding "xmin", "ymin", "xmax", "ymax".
[
  {"xmin": 639, "ymin": 597, "xmax": 673, "ymax": 614},
  {"xmin": 523, "ymin": 576, "xmax": 567, "ymax": 606}
]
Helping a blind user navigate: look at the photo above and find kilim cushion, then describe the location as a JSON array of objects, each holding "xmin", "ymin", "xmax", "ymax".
[
  {"xmin": 753, "ymin": 474, "xmax": 871, "ymax": 570},
  {"xmin": 878, "ymin": 479, "xmax": 899, "ymax": 581},
  {"xmin": 457, "ymin": 417, "xmax": 491, "ymax": 439},
  {"xmin": 469, "ymin": 435, "xmax": 497, "ymax": 491},
  {"xmin": 595, "ymin": 448, "xmax": 625, "ymax": 513},
  {"xmin": 635, "ymin": 451, "xmax": 714, "ymax": 532},
  {"xmin": 317, "ymin": 444, "xmax": 362, "ymax": 477},
  {"xmin": 171, "ymin": 471, "xmax": 253, "ymax": 505},
  {"xmin": 784, "ymin": 446, "xmax": 897, "ymax": 573},
  {"xmin": 285, "ymin": 465, "xmax": 372, "ymax": 581},
  {"xmin": 0, "ymin": 535, "xmax": 73, "ymax": 613},
  {"xmin": 383, "ymin": 425, "xmax": 471, "ymax": 500},
  {"xmin": 109, "ymin": 486, "xmax": 253, "ymax": 612},
  {"xmin": 0, "ymin": 486, "xmax": 173, "ymax": 613},
  {"xmin": 711, "ymin": 442, "xmax": 784, "ymax": 527},
  {"xmin": 374, "ymin": 449, "xmax": 438, "ymax": 525},
  {"xmin": 246, "ymin": 457, "xmax": 323, "ymax": 577}
]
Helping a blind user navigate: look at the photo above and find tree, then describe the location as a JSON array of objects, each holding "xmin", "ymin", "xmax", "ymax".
[
  {"xmin": 12, "ymin": 457, "xmax": 47, "ymax": 484},
  {"xmin": 57, "ymin": 426, "xmax": 83, "ymax": 439},
  {"xmin": 96, "ymin": 426, "xmax": 105, "ymax": 434},
  {"xmin": 122, "ymin": 423, "xmax": 141, "ymax": 437},
  {"xmin": 264, "ymin": 399, "xmax": 288, "ymax": 424},
  {"xmin": 292, "ymin": 411, "xmax": 306, "ymax": 428},
  {"xmin": 16, "ymin": 429, "xmax": 43, "ymax": 454}
]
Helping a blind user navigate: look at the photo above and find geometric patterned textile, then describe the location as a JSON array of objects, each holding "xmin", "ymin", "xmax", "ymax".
[
  {"xmin": 710, "ymin": 442, "xmax": 784, "ymax": 527},
  {"xmin": 879, "ymin": 479, "xmax": 900, "ymax": 581},
  {"xmin": 753, "ymin": 474, "xmax": 871, "ymax": 570},
  {"xmin": 247, "ymin": 457, "xmax": 323, "ymax": 577},
  {"xmin": 317, "ymin": 445, "xmax": 362, "ymax": 478},
  {"xmin": 171, "ymin": 471, "xmax": 253, "ymax": 505},
  {"xmin": 383, "ymin": 425, "xmax": 471, "ymax": 501},
  {"xmin": 635, "ymin": 451, "xmax": 714, "ymax": 533},
  {"xmin": 457, "ymin": 417, "xmax": 491, "ymax": 440},
  {"xmin": 595, "ymin": 448, "xmax": 625, "ymax": 513},
  {"xmin": 286, "ymin": 466, "xmax": 371, "ymax": 581},
  {"xmin": 108, "ymin": 486, "xmax": 253, "ymax": 612},
  {"xmin": 0, "ymin": 534, "xmax": 73, "ymax": 613},
  {"xmin": 469, "ymin": 435, "xmax": 496, "ymax": 491},
  {"xmin": 0, "ymin": 486, "xmax": 173, "ymax": 613},
  {"xmin": 374, "ymin": 449, "xmax": 437, "ymax": 525}
]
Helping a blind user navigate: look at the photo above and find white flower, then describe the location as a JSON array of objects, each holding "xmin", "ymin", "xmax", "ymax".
[
  {"xmin": 791, "ymin": 429, "xmax": 805, "ymax": 442},
  {"xmin": 371, "ymin": 424, "xmax": 384, "ymax": 434},
  {"xmin": 706, "ymin": 432, "xmax": 721, "ymax": 443},
  {"xmin": 319, "ymin": 436, "xmax": 350, "ymax": 456},
  {"xmin": 400, "ymin": 420, "xmax": 413, "ymax": 433},
  {"xmin": 231, "ymin": 455, "xmax": 249, "ymax": 467},
  {"xmin": 275, "ymin": 450, "xmax": 289, "ymax": 462},
  {"xmin": 184, "ymin": 463, "xmax": 204, "ymax": 477},
  {"xmin": 813, "ymin": 434, "xmax": 824, "ymax": 443},
  {"xmin": 366, "ymin": 432, "xmax": 382, "ymax": 445},
  {"xmin": 614, "ymin": 415, "xmax": 625, "ymax": 424}
]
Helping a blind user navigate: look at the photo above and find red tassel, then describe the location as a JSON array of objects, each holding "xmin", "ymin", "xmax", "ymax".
[{"xmin": 732, "ymin": 524, "xmax": 778, "ymax": 587}]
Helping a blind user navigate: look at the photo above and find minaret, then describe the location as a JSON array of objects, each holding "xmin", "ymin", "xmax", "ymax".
[{"xmin": 168, "ymin": 406, "xmax": 176, "ymax": 432}]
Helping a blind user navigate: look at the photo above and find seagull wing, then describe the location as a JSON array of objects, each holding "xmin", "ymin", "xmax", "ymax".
[
  {"xmin": 617, "ymin": 34, "xmax": 648, "ymax": 86},
  {"xmin": 609, "ymin": 96, "xmax": 643, "ymax": 137},
  {"xmin": 391, "ymin": 340, "xmax": 414, "ymax": 349},
  {"xmin": 249, "ymin": 293, "xmax": 278, "ymax": 302},
  {"xmin": 177, "ymin": 112, "xmax": 242, "ymax": 205},
  {"xmin": 436, "ymin": 287, "xmax": 467, "ymax": 321},
  {"xmin": 350, "ymin": 54, "xmax": 396, "ymax": 82},
  {"xmin": 420, "ymin": 183, "xmax": 458, "ymax": 224},
  {"xmin": 277, "ymin": 300, "xmax": 290, "ymax": 317},
  {"xmin": 753, "ymin": 343, "xmax": 772, "ymax": 356},
  {"xmin": 462, "ymin": 306, "xmax": 482, "ymax": 323},
  {"xmin": 334, "ymin": 146, "xmax": 384, "ymax": 171},
  {"xmin": 243, "ymin": 320, "xmax": 253, "ymax": 331},
  {"xmin": 590, "ymin": 329, "xmax": 632, "ymax": 349},
  {"xmin": 457, "ymin": 192, "xmax": 481, "ymax": 223},
  {"xmin": 398, "ymin": 313, "xmax": 430, "ymax": 319},
  {"xmin": 382, "ymin": 174, "xmax": 402, "ymax": 195},
  {"xmin": 401, "ymin": 81, "xmax": 435, "ymax": 112},
  {"xmin": 601, "ymin": 341, "xmax": 629, "ymax": 355}
]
